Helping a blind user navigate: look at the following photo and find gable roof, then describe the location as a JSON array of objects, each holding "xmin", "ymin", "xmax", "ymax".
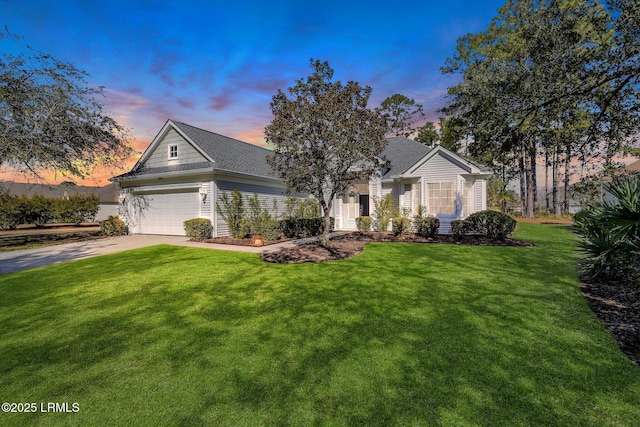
[
  {"xmin": 114, "ymin": 120, "xmax": 275, "ymax": 181},
  {"xmin": 381, "ymin": 137, "xmax": 492, "ymax": 178},
  {"xmin": 113, "ymin": 121, "xmax": 491, "ymax": 183},
  {"xmin": 0, "ymin": 182, "xmax": 118, "ymax": 203}
]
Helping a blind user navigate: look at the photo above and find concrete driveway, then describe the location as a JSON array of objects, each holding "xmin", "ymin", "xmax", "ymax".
[{"xmin": 0, "ymin": 233, "xmax": 344, "ymax": 275}]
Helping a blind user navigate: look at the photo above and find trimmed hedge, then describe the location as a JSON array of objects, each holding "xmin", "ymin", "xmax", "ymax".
[
  {"xmin": 0, "ymin": 193, "xmax": 24, "ymax": 230},
  {"xmin": 100, "ymin": 215, "xmax": 127, "ymax": 236},
  {"xmin": 463, "ymin": 210, "xmax": 516, "ymax": 240},
  {"xmin": 414, "ymin": 216, "xmax": 440, "ymax": 238},
  {"xmin": 451, "ymin": 220, "xmax": 471, "ymax": 239},
  {"xmin": 184, "ymin": 218, "xmax": 213, "ymax": 241},
  {"xmin": 0, "ymin": 192, "xmax": 100, "ymax": 229}
]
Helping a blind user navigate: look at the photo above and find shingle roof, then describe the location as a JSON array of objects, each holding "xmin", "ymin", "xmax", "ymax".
[
  {"xmin": 381, "ymin": 137, "xmax": 432, "ymax": 176},
  {"xmin": 172, "ymin": 121, "xmax": 275, "ymax": 178},
  {"xmin": 115, "ymin": 121, "xmax": 490, "ymax": 182}
]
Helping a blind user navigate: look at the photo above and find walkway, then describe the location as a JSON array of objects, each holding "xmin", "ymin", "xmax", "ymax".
[{"xmin": 0, "ymin": 232, "xmax": 348, "ymax": 275}]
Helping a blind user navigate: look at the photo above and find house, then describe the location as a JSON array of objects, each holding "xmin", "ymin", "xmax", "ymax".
[
  {"xmin": 333, "ymin": 137, "xmax": 492, "ymax": 233},
  {"xmin": 112, "ymin": 120, "xmax": 295, "ymax": 236},
  {"xmin": 0, "ymin": 181, "xmax": 119, "ymax": 221},
  {"xmin": 112, "ymin": 120, "xmax": 492, "ymax": 236}
]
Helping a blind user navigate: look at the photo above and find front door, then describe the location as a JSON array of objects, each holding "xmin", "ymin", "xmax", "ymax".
[{"xmin": 359, "ymin": 194, "xmax": 370, "ymax": 216}]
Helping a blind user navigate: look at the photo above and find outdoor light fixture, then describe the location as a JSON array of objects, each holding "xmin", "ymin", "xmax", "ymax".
[{"xmin": 199, "ymin": 188, "xmax": 208, "ymax": 203}]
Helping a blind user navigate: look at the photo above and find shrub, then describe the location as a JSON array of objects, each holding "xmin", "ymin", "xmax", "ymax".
[
  {"xmin": 281, "ymin": 217, "xmax": 334, "ymax": 238},
  {"xmin": 283, "ymin": 197, "xmax": 320, "ymax": 220},
  {"xmin": 465, "ymin": 210, "xmax": 516, "ymax": 240},
  {"xmin": 25, "ymin": 194, "xmax": 56, "ymax": 227},
  {"xmin": 451, "ymin": 220, "xmax": 471, "ymax": 239},
  {"xmin": 183, "ymin": 218, "xmax": 213, "ymax": 241},
  {"xmin": 356, "ymin": 216, "xmax": 372, "ymax": 232},
  {"xmin": 55, "ymin": 194, "xmax": 100, "ymax": 225},
  {"xmin": 216, "ymin": 190, "xmax": 246, "ymax": 238},
  {"xmin": 415, "ymin": 216, "xmax": 440, "ymax": 238},
  {"xmin": 244, "ymin": 194, "xmax": 280, "ymax": 240},
  {"xmin": 392, "ymin": 217, "xmax": 411, "ymax": 236},
  {"xmin": 574, "ymin": 176, "xmax": 640, "ymax": 285},
  {"xmin": 100, "ymin": 215, "xmax": 127, "ymax": 236},
  {"xmin": 0, "ymin": 192, "xmax": 24, "ymax": 230},
  {"xmin": 373, "ymin": 194, "xmax": 396, "ymax": 231},
  {"xmin": 413, "ymin": 205, "xmax": 439, "ymax": 238}
]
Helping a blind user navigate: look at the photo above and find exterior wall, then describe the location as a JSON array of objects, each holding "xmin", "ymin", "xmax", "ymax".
[
  {"xmin": 144, "ymin": 128, "xmax": 207, "ymax": 168},
  {"xmin": 214, "ymin": 179, "xmax": 290, "ymax": 237},
  {"xmin": 96, "ymin": 203, "xmax": 119, "ymax": 222}
]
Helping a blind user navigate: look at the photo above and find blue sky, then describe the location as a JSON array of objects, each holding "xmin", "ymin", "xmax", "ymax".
[{"xmin": 2, "ymin": 0, "xmax": 506, "ymax": 183}]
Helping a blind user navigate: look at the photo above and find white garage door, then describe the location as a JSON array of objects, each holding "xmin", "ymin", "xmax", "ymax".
[{"xmin": 137, "ymin": 190, "xmax": 200, "ymax": 236}]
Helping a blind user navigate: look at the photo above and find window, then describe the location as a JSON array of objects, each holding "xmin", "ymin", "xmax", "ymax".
[
  {"xmin": 169, "ymin": 145, "xmax": 178, "ymax": 159},
  {"xmin": 427, "ymin": 182, "xmax": 455, "ymax": 215},
  {"xmin": 463, "ymin": 181, "xmax": 474, "ymax": 217},
  {"xmin": 412, "ymin": 182, "xmax": 421, "ymax": 215},
  {"xmin": 343, "ymin": 195, "xmax": 356, "ymax": 220}
]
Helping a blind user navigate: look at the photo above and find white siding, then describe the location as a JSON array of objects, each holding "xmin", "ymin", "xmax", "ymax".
[
  {"xmin": 214, "ymin": 180, "xmax": 289, "ymax": 237},
  {"xmin": 145, "ymin": 129, "xmax": 207, "ymax": 168},
  {"xmin": 474, "ymin": 180, "xmax": 484, "ymax": 212},
  {"xmin": 414, "ymin": 153, "xmax": 467, "ymax": 183},
  {"xmin": 414, "ymin": 153, "xmax": 470, "ymax": 234}
]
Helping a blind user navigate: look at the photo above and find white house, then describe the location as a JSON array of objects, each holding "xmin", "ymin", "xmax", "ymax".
[
  {"xmin": 333, "ymin": 137, "xmax": 492, "ymax": 233},
  {"xmin": 112, "ymin": 120, "xmax": 492, "ymax": 236}
]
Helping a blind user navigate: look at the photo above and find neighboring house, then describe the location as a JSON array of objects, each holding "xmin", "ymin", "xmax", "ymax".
[
  {"xmin": 0, "ymin": 181, "xmax": 119, "ymax": 221},
  {"xmin": 112, "ymin": 120, "xmax": 492, "ymax": 236},
  {"xmin": 333, "ymin": 137, "xmax": 492, "ymax": 233}
]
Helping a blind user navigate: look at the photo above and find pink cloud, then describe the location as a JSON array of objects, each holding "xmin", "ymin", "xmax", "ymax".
[
  {"xmin": 177, "ymin": 98, "xmax": 195, "ymax": 109},
  {"xmin": 208, "ymin": 94, "xmax": 233, "ymax": 111}
]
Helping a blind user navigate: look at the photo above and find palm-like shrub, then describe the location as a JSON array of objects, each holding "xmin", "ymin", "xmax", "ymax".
[{"xmin": 574, "ymin": 176, "xmax": 640, "ymax": 284}]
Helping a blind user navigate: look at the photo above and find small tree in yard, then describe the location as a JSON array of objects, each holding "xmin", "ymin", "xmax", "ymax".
[{"xmin": 265, "ymin": 59, "xmax": 388, "ymax": 246}]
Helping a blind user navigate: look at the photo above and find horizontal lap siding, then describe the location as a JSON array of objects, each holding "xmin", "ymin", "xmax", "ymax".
[
  {"xmin": 474, "ymin": 180, "xmax": 483, "ymax": 212},
  {"xmin": 145, "ymin": 129, "xmax": 207, "ymax": 168},
  {"xmin": 215, "ymin": 180, "xmax": 290, "ymax": 237},
  {"xmin": 415, "ymin": 153, "xmax": 468, "ymax": 234}
]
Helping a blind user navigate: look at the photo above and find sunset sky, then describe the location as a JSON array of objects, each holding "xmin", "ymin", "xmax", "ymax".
[{"xmin": 2, "ymin": 0, "xmax": 507, "ymax": 185}]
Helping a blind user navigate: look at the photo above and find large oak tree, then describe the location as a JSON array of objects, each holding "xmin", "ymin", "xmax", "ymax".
[
  {"xmin": 0, "ymin": 31, "xmax": 133, "ymax": 179},
  {"xmin": 265, "ymin": 59, "xmax": 388, "ymax": 246}
]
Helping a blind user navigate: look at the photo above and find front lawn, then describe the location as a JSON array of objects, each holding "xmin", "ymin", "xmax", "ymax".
[{"xmin": 1, "ymin": 223, "xmax": 638, "ymax": 426}]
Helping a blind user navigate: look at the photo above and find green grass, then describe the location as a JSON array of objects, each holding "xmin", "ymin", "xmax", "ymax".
[{"xmin": 0, "ymin": 223, "xmax": 638, "ymax": 426}]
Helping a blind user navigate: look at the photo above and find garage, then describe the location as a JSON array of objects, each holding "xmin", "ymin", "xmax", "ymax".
[{"xmin": 134, "ymin": 189, "xmax": 200, "ymax": 235}]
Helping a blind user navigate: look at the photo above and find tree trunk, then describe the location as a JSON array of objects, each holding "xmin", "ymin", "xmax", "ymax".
[
  {"xmin": 321, "ymin": 205, "xmax": 332, "ymax": 247},
  {"xmin": 525, "ymin": 149, "xmax": 535, "ymax": 218},
  {"xmin": 530, "ymin": 145, "xmax": 537, "ymax": 216},
  {"xmin": 520, "ymin": 148, "xmax": 527, "ymax": 216},
  {"xmin": 545, "ymin": 148, "xmax": 550, "ymax": 212},
  {"xmin": 563, "ymin": 147, "xmax": 571, "ymax": 215},
  {"xmin": 553, "ymin": 147, "xmax": 561, "ymax": 216}
]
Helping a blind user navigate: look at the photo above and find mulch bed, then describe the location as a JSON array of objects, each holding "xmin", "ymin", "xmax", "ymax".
[
  {"xmin": 260, "ymin": 231, "xmax": 533, "ymax": 264},
  {"xmin": 204, "ymin": 236, "xmax": 294, "ymax": 246},
  {"xmin": 581, "ymin": 278, "xmax": 640, "ymax": 366}
]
